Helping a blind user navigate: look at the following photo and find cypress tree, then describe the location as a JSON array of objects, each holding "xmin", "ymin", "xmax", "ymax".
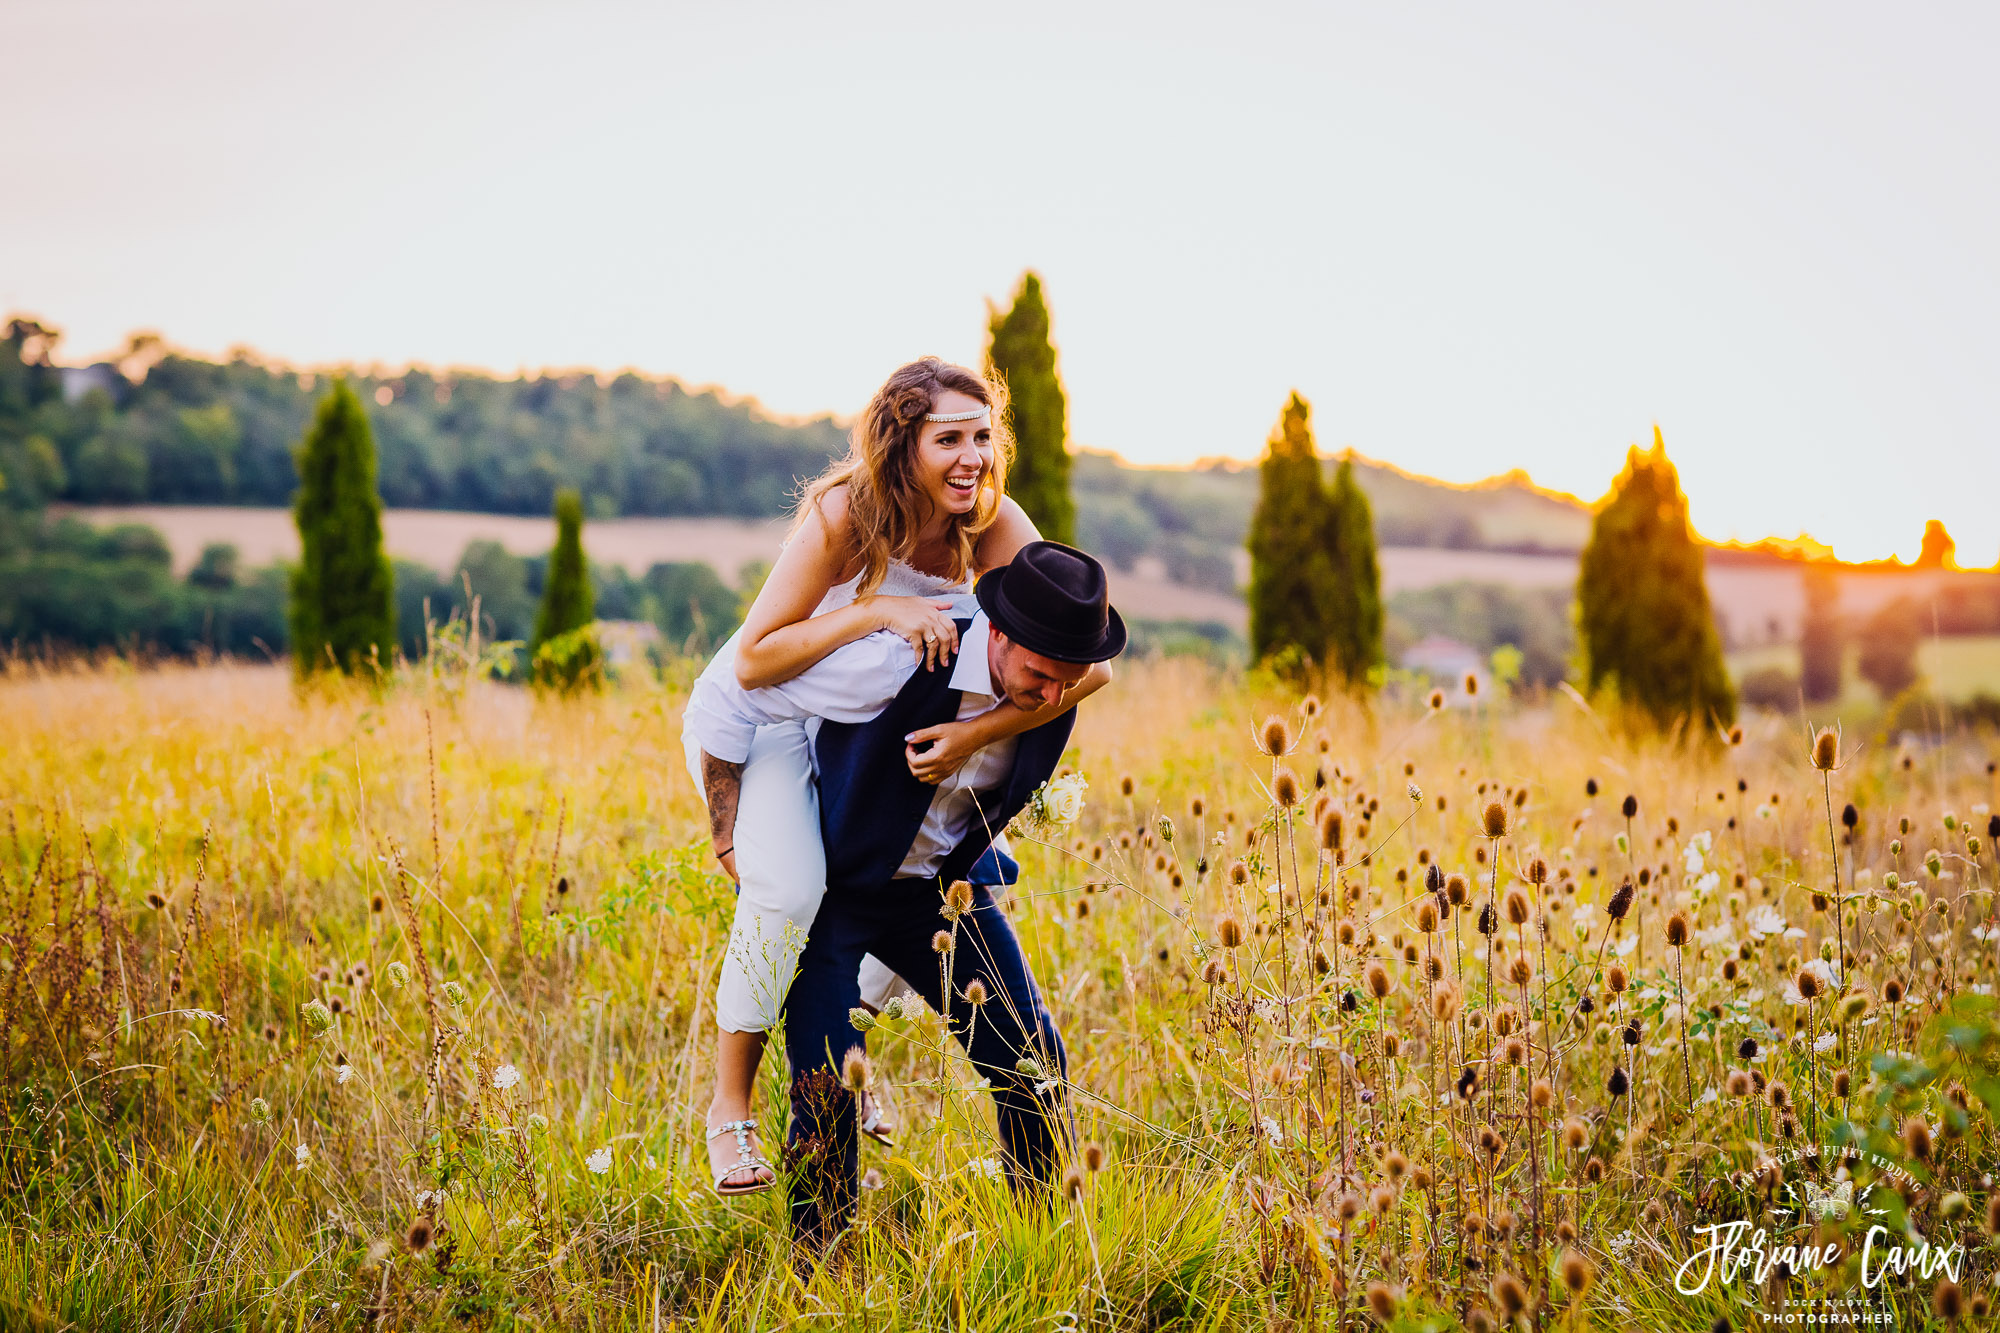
[
  {"xmin": 985, "ymin": 271, "xmax": 1075, "ymax": 543},
  {"xmin": 1247, "ymin": 392, "xmax": 1338, "ymax": 674},
  {"xmin": 1323, "ymin": 454, "xmax": 1384, "ymax": 686},
  {"xmin": 531, "ymin": 487, "xmax": 599, "ymax": 688},
  {"xmin": 1575, "ymin": 427, "xmax": 1735, "ymax": 731},
  {"xmin": 290, "ymin": 379, "xmax": 395, "ymax": 675},
  {"xmin": 1798, "ymin": 564, "xmax": 1842, "ymax": 704}
]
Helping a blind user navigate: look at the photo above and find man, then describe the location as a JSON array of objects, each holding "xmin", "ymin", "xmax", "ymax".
[{"xmin": 688, "ymin": 540, "xmax": 1125, "ymax": 1251}]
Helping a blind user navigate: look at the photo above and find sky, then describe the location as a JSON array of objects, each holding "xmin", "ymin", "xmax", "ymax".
[{"xmin": 4, "ymin": 0, "xmax": 1996, "ymax": 563}]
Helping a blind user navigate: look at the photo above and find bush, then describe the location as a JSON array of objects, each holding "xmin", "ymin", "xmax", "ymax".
[{"xmin": 1737, "ymin": 665, "xmax": 1801, "ymax": 713}]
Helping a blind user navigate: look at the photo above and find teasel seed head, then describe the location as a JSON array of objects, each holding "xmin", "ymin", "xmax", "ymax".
[
  {"xmin": 1561, "ymin": 1116, "xmax": 1588, "ymax": 1150},
  {"xmin": 1607, "ymin": 963, "xmax": 1629, "ymax": 993},
  {"xmin": 1365, "ymin": 961, "xmax": 1394, "ymax": 999},
  {"xmin": 1201, "ymin": 960, "xmax": 1226, "ymax": 986},
  {"xmin": 842, "ymin": 1047, "xmax": 871, "ymax": 1092},
  {"xmin": 1665, "ymin": 912, "xmax": 1690, "ymax": 947},
  {"xmin": 1508, "ymin": 952, "xmax": 1533, "ymax": 986},
  {"xmin": 932, "ymin": 930, "xmax": 954, "ymax": 954},
  {"xmin": 1476, "ymin": 902, "xmax": 1498, "ymax": 936},
  {"xmin": 1063, "ymin": 1167, "xmax": 1085, "ymax": 1200},
  {"xmin": 1259, "ymin": 715, "xmax": 1291, "ymax": 756},
  {"xmin": 1532, "ymin": 1078, "xmax": 1554, "ymax": 1110},
  {"xmin": 1273, "ymin": 766, "xmax": 1300, "ymax": 808},
  {"xmin": 1504, "ymin": 887, "xmax": 1530, "ymax": 924},
  {"xmin": 1883, "ymin": 976, "xmax": 1905, "ymax": 1004},
  {"xmin": 1794, "ymin": 967, "xmax": 1820, "ymax": 1000},
  {"xmin": 1811, "ymin": 726, "xmax": 1839, "ymax": 771},
  {"xmin": 1607, "ymin": 1066, "xmax": 1629, "ymax": 1098},
  {"xmin": 1414, "ymin": 898, "xmax": 1439, "ymax": 933},
  {"xmin": 1365, "ymin": 1281, "xmax": 1398, "ymax": 1323},
  {"xmin": 1217, "ymin": 916, "xmax": 1244, "ymax": 949},
  {"xmin": 1528, "ymin": 857, "xmax": 1548, "ymax": 885},
  {"xmin": 1491, "ymin": 1273, "xmax": 1526, "ymax": 1317},
  {"xmin": 1433, "ymin": 981, "xmax": 1463, "ymax": 1022},
  {"xmin": 1726, "ymin": 1070, "xmax": 1751, "ymax": 1097},
  {"xmin": 407, "ymin": 1215, "xmax": 434, "ymax": 1253},
  {"xmin": 1560, "ymin": 1248, "xmax": 1594, "ymax": 1295},
  {"xmin": 1901, "ymin": 1114, "xmax": 1932, "ymax": 1163},
  {"xmin": 1934, "ymin": 1279, "xmax": 1962, "ymax": 1323},
  {"xmin": 1084, "ymin": 1140, "xmax": 1106, "ymax": 1172},
  {"xmin": 963, "ymin": 978, "xmax": 989, "ymax": 1007},
  {"xmin": 1228, "ymin": 859, "xmax": 1249, "ymax": 886},
  {"xmin": 1607, "ymin": 880, "xmax": 1635, "ymax": 920},
  {"xmin": 1501, "ymin": 1037, "xmax": 1527, "ymax": 1066},
  {"xmin": 1767, "ymin": 1080, "xmax": 1789, "ymax": 1110},
  {"xmin": 1320, "ymin": 809, "xmax": 1343, "ymax": 851},
  {"xmin": 1383, "ymin": 1148, "xmax": 1408, "ymax": 1179},
  {"xmin": 1584, "ymin": 1155, "xmax": 1605, "ymax": 1182},
  {"xmin": 1621, "ymin": 794, "xmax": 1639, "ymax": 820},
  {"xmin": 1482, "ymin": 801, "xmax": 1508, "ymax": 839}
]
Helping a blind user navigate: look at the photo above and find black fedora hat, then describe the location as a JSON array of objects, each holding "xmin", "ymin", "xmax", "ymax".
[{"xmin": 974, "ymin": 540, "xmax": 1126, "ymax": 664}]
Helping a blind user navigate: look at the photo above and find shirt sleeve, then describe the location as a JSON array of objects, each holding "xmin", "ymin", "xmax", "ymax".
[{"xmin": 682, "ymin": 629, "xmax": 916, "ymax": 764}]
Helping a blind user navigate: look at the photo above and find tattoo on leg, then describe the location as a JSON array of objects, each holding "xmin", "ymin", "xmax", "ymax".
[{"xmin": 700, "ymin": 751, "xmax": 744, "ymax": 852}]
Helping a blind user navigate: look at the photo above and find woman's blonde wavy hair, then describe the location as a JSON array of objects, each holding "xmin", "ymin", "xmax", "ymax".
[{"xmin": 795, "ymin": 356, "xmax": 1012, "ymax": 599}]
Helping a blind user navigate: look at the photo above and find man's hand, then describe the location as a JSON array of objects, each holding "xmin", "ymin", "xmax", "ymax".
[
  {"xmin": 700, "ymin": 749, "xmax": 745, "ymax": 881},
  {"xmin": 904, "ymin": 720, "xmax": 979, "ymax": 785}
]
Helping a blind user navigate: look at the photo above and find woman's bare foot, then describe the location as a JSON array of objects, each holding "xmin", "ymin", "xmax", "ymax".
[
  {"xmin": 858, "ymin": 1083, "xmax": 898, "ymax": 1146},
  {"xmin": 705, "ymin": 1109, "xmax": 775, "ymax": 1193}
]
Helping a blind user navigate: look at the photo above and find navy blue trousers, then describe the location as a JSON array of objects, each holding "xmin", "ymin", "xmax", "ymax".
[{"xmin": 781, "ymin": 878, "xmax": 1070, "ymax": 1249}]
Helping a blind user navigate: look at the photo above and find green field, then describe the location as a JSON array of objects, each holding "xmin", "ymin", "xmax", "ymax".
[{"xmin": 1728, "ymin": 633, "xmax": 2000, "ymax": 711}]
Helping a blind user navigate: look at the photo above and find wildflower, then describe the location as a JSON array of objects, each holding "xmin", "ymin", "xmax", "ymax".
[
  {"xmin": 968, "ymin": 1157, "xmax": 1004, "ymax": 1180},
  {"xmin": 1408, "ymin": 782, "xmax": 1423, "ymax": 803},
  {"xmin": 525, "ymin": 1113, "xmax": 549, "ymax": 1137},
  {"xmin": 247, "ymin": 1097, "xmax": 271, "ymax": 1124},
  {"xmin": 964, "ymin": 978, "xmax": 990, "ymax": 1006},
  {"xmin": 1260, "ymin": 1115, "xmax": 1283, "ymax": 1144},
  {"xmin": 492, "ymin": 1063, "xmax": 521, "ymax": 1091},
  {"xmin": 333, "ymin": 1061, "xmax": 354, "ymax": 1085},
  {"xmin": 299, "ymin": 998, "xmax": 332, "ymax": 1034},
  {"xmin": 842, "ymin": 1047, "xmax": 871, "ymax": 1092},
  {"xmin": 942, "ymin": 878, "xmax": 975, "ymax": 921},
  {"xmin": 848, "ymin": 1007, "xmax": 876, "ymax": 1031},
  {"xmin": 931, "ymin": 930, "xmax": 953, "ymax": 954},
  {"xmin": 882, "ymin": 995, "xmax": 908, "ymax": 1020},
  {"xmin": 1607, "ymin": 880, "xmax": 1635, "ymax": 920},
  {"xmin": 294, "ymin": 1143, "xmax": 312, "ymax": 1170},
  {"xmin": 442, "ymin": 981, "xmax": 468, "ymax": 1008},
  {"xmin": 385, "ymin": 961, "xmax": 410, "ymax": 989},
  {"xmin": 1812, "ymin": 1032, "xmax": 1837, "ymax": 1054},
  {"xmin": 1745, "ymin": 905, "xmax": 1787, "ymax": 938},
  {"xmin": 586, "ymin": 1146, "xmax": 612, "ymax": 1175}
]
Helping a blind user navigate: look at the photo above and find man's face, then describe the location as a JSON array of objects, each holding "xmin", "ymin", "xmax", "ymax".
[{"xmin": 987, "ymin": 628, "xmax": 1090, "ymax": 712}]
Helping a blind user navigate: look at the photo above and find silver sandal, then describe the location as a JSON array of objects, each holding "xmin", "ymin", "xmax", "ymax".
[
  {"xmin": 859, "ymin": 1085, "xmax": 897, "ymax": 1148},
  {"xmin": 705, "ymin": 1117, "xmax": 774, "ymax": 1196}
]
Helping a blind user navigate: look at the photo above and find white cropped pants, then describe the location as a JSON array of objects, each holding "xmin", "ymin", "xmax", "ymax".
[{"xmin": 682, "ymin": 717, "xmax": 912, "ymax": 1033}]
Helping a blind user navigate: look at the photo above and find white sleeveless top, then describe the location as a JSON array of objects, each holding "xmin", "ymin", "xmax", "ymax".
[{"xmin": 696, "ymin": 556, "xmax": 980, "ymax": 696}]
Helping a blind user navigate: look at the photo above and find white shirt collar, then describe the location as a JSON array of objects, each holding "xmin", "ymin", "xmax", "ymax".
[{"xmin": 948, "ymin": 612, "xmax": 996, "ymax": 698}]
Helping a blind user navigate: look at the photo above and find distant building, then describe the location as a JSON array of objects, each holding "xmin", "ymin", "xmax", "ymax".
[
  {"xmin": 594, "ymin": 619, "xmax": 663, "ymax": 667},
  {"xmin": 1400, "ymin": 634, "xmax": 1487, "ymax": 700}
]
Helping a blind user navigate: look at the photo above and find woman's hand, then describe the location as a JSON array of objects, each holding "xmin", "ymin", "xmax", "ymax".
[
  {"xmin": 868, "ymin": 596, "xmax": 960, "ymax": 673},
  {"xmin": 904, "ymin": 719, "xmax": 983, "ymax": 784}
]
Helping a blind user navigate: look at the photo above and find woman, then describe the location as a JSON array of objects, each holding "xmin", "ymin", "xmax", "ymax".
[{"xmin": 682, "ymin": 356, "xmax": 1111, "ymax": 1194}]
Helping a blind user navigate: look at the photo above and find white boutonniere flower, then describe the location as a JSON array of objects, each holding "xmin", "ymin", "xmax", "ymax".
[{"xmin": 1020, "ymin": 772, "xmax": 1088, "ymax": 834}]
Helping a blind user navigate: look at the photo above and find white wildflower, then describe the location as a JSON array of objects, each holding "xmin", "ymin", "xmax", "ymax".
[
  {"xmin": 1813, "ymin": 1033, "xmax": 1838, "ymax": 1053},
  {"xmin": 332, "ymin": 1062, "xmax": 354, "ymax": 1085},
  {"xmin": 492, "ymin": 1063, "xmax": 521, "ymax": 1091},
  {"xmin": 586, "ymin": 1146, "xmax": 612, "ymax": 1175},
  {"xmin": 294, "ymin": 1143, "xmax": 312, "ymax": 1170},
  {"xmin": 968, "ymin": 1157, "xmax": 1005, "ymax": 1180},
  {"xmin": 1694, "ymin": 872, "xmax": 1721, "ymax": 899},
  {"xmin": 1755, "ymin": 804, "xmax": 1773, "ymax": 822},
  {"xmin": 1261, "ymin": 1115, "xmax": 1284, "ymax": 1145},
  {"xmin": 1684, "ymin": 832, "xmax": 1712, "ymax": 876},
  {"xmin": 1746, "ymin": 905, "xmax": 1787, "ymax": 938}
]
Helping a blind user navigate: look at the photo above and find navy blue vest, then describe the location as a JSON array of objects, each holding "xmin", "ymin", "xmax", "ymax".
[{"xmin": 815, "ymin": 618, "xmax": 1076, "ymax": 894}]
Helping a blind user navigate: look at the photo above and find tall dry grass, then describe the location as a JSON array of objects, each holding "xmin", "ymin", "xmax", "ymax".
[{"xmin": 0, "ymin": 653, "xmax": 1994, "ymax": 1329}]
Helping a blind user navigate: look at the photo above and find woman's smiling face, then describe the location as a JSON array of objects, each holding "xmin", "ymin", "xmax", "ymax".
[{"xmin": 913, "ymin": 388, "xmax": 995, "ymax": 516}]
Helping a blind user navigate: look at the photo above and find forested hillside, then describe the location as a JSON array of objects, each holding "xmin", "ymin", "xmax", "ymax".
[{"xmin": 4, "ymin": 319, "xmax": 1593, "ymax": 590}]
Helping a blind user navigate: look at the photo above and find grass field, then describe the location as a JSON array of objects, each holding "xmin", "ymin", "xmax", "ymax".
[{"xmin": 1, "ymin": 655, "xmax": 1997, "ymax": 1329}]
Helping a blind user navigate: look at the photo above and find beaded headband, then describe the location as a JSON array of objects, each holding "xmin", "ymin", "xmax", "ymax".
[{"xmin": 925, "ymin": 405, "xmax": 991, "ymax": 423}]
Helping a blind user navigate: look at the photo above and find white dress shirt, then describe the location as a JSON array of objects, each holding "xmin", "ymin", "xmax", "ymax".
[{"xmin": 684, "ymin": 613, "xmax": 1017, "ymax": 879}]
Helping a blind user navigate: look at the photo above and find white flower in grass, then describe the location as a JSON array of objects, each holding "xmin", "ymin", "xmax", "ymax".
[
  {"xmin": 1261, "ymin": 1116, "xmax": 1284, "ymax": 1145},
  {"xmin": 492, "ymin": 1063, "xmax": 521, "ymax": 1091},
  {"xmin": 968, "ymin": 1157, "xmax": 1004, "ymax": 1180},
  {"xmin": 1746, "ymin": 905, "xmax": 1787, "ymax": 939},
  {"xmin": 294, "ymin": 1143, "xmax": 312, "ymax": 1170},
  {"xmin": 586, "ymin": 1146, "xmax": 612, "ymax": 1175},
  {"xmin": 333, "ymin": 1062, "xmax": 354, "ymax": 1085},
  {"xmin": 1813, "ymin": 1032, "xmax": 1838, "ymax": 1053}
]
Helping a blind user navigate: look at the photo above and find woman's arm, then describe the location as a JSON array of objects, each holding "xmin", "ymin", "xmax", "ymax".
[
  {"xmin": 903, "ymin": 658, "xmax": 1115, "ymax": 784},
  {"xmin": 970, "ymin": 495, "xmax": 1045, "ymax": 571},
  {"xmin": 733, "ymin": 490, "xmax": 958, "ymax": 690}
]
